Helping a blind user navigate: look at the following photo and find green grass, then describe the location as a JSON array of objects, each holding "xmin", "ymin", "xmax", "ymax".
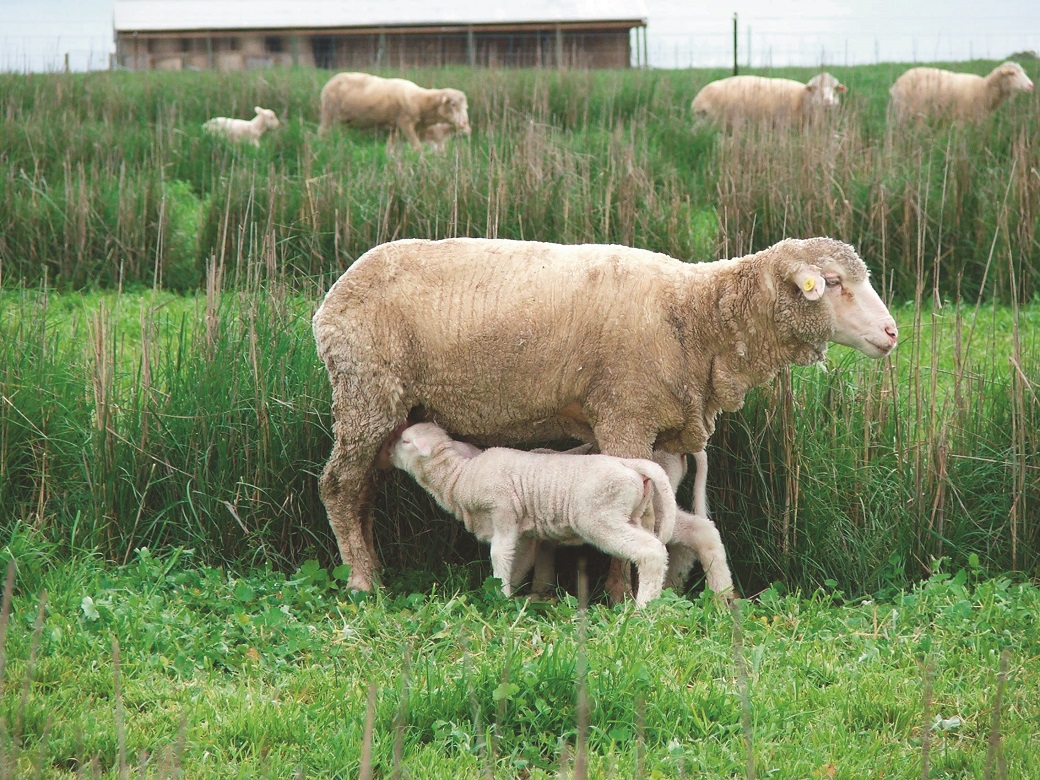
[
  {"xmin": 2, "ymin": 288, "xmax": 1037, "ymax": 597},
  {"xmin": 1, "ymin": 544, "xmax": 1037, "ymax": 778}
]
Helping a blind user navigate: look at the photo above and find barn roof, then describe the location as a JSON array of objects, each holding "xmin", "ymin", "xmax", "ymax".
[{"xmin": 113, "ymin": 0, "xmax": 649, "ymax": 33}]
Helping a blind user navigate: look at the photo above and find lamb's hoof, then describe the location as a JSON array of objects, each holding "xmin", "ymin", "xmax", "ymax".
[{"xmin": 715, "ymin": 587, "xmax": 739, "ymax": 606}]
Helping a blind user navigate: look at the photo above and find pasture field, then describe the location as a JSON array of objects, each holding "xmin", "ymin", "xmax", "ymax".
[
  {"xmin": 0, "ymin": 61, "xmax": 1039, "ymax": 777},
  {"xmin": 1, "ymin": 548, "xmax": 1038, "ymax": 778}
]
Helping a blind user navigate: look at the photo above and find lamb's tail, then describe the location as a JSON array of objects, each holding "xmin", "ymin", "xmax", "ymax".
[{"xmin": 626, "ymin": 460, "xmax": 677, "ymax": 543}]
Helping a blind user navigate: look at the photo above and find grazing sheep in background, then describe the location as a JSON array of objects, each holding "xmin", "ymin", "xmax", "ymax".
[
  {"xmin": 318, "ymin": 71, "xmax": 471, "ymax": 150},
  {"xmin": 390, "ymin": 422, "xmax": 677, "ymax": 607},
  {"xmin": 313, "ymin": 236, "xmax": 897, "ymax": 597},
  {"xmin": 691, "ymin": 73, "xmax": 846, "ymax": 128},
  {"xmin": 888, "ymin": 61, "xmax": 1034, "ymax": 122},
  {"xmin": 202, "ymin": 106, "xmax": 280, "ymax": 146}
]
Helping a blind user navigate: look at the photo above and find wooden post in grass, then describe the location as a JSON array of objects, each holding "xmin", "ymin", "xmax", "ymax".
[{"xmin": 732, "ymin": 14, "xmax": 738, "ymax": 76}]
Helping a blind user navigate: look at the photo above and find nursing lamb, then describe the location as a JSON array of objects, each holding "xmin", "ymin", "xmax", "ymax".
[
  {"xmin": 313, "ymin": 237, "xmax": 898, "ymax": 596},
  {"xmin": 390, "ymin": 422, "xmax": 677, "ymax": 607}
]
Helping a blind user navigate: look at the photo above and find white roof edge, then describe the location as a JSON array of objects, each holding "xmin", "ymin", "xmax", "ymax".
[{"xmin": 113, "ymin": 1, "xmax": 648, "ymax": 33}]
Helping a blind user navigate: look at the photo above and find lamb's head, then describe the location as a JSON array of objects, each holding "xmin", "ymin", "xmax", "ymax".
[
  {"xmin": 987, "ymin": 62, "xmax": 1034, "ymax": 100},
  {"xmin": 805, "ymin": 72, "xmax": 847, "ymax": 109},
  {"xmin": 254, "ymin": 106, "xmax": 281, "ymax": 131},
  {"xmin": 435, "ymin": 89, "xmax": 471, "ymax": 136},
  {"xmin": 390, "ymin": 422, "xmax": 450, "ymax": 469},
  {"xmin": 389, "ymin": 422, "xmax": 480, "ymax": 473},
  {"xmin": 771, "ymin": 238, "xmax": 898, "ymax": 361}
]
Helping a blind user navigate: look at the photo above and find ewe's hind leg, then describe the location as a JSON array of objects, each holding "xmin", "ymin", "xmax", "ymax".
[
  {"xmin": 670, "ymin": 510, "xmax": 734, "ymax": 597},
  {"xmin": 319, "ymin": 435, "xmax": 387, "ymax": 592},
  {"xmin": 318, "ymin": 384, "xmax": 404, "ymax": 592},
  {"xmin": 530, "ymin": 541, "xmax": 557, "ymax": 595}
]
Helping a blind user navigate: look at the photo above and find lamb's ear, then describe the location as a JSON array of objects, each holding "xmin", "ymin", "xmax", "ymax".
[
  {"xmin": 790, "ymin": 265, "xmax": 826, "ymax": 301},
  {"xmin": 411, "ymin": 432, "xmax": 435, "ymax": 457},
  {"xmin": 837, "ymin": 83, "xmax": 848, "ymax": 93},
  {"xmin": 254, "ymin": 106, "xmax": 263, "ymax": 114}
]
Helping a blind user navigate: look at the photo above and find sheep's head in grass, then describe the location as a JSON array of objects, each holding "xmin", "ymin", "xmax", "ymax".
[
  {"xmin": 772, "ymin": 238, "xmax": 898, "ymax": 363},
  {"xmin": 991, "ymin": 61, "xmax": 1034, "ymax": 99},
  {"xmin": 255, "ymin": 106, "xmax": 281, "ymax": 131},
  {"xmin": 805, "ymin": 72, "xmax": 847, "ymax": 108}
]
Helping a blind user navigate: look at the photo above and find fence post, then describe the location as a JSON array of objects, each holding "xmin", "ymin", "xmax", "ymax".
[{"xmin": 732, "ymin": 13, "xmax": 738, "ymax": 75}]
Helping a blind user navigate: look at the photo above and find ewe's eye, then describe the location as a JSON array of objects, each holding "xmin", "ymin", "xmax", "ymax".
[{"xmin": 825, "ymin": 277, "xmax": 841, "ymax": 287}]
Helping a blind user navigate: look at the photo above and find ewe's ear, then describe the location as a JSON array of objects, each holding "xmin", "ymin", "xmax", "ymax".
[
  {"xmin": 790, "ymin": 265, "xmax": 826, "ymax": 301},
  {"xmin": 837, "ymin": 83, "xmax": 848, "ymax": 93}
]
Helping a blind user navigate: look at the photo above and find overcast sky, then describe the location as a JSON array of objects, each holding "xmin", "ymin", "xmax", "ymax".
[{"xmin": 2, "ymin": 0, "xmax": 1038, "ymax": 72}]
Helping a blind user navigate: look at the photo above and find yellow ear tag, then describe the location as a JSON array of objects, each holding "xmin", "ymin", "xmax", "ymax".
[{"xmin": 802, "ymin": 277, "xmax": 816, "ymax": 292}]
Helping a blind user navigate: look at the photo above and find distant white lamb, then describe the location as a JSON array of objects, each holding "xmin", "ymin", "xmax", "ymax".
[
  {"xmin": 691, "ymin": 72, "xmax": 846, "ymax": 128},
  {"xmin": 390, "ymin": 422, "xmax": 677, "ymax": 607},
  {"xmin": 888, "ymin": 62, "xmax": 1034, "ymax": 122},
  {"xmin": 203, "ymin": 106, "xmax": 280, "ymax": 146}
]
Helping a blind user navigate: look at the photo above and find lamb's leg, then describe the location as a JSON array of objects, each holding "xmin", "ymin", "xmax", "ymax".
[
  {"xmin": 665, "ymin": 449, "xmax": 710, "ymax": 592},
  {"xmin": 591, "ymin": 418, "xmax": 655, "ymax": 604},
  {"xmin": 489, "ymin": 529, "xmax": 520, "ymax": 597},
  {"xmin": 669, "ymin": 510, "xmax": 734, "ymax": 598},
  {"xmin": 577, "ymin": 519, "xmax": 668, "ymax": 608},
  {"xmin": 664, "ymin": 542, "xmax": 700, "ymax": 593},
  {"xmin": 509, "ymin": 536, "xmax": 539, "ymax": 593},
  {"xmin": 531, "ymin": 540, "xmax": 557, "ymax": 595}
]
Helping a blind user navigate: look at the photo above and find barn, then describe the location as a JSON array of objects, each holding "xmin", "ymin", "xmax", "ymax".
[{"xmin": 113, "ymin": 0, "xmax": 649, "ymax": 71}]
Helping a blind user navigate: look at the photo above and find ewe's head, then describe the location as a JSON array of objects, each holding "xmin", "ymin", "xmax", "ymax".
[
  {"xmin": 771, "ymin": 238, "xmax": 898, "ymax": 361},
  {"xmin": 805, "ymin": 72, "xmax": 847, "ymax": 108},
  {"xmin": 437, "ymin": 89, "xmax": 471, "ymax": 136},
  {"xmin": 988, "ymin": 62, "xmax": 1034, "ymax": 98}
]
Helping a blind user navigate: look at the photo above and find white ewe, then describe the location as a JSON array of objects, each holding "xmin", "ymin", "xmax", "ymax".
[
  {"xmin": 313, "ymin": 237, "xmax": 897, "ymax": 597},
  {"xmin": 889, "ymin": 62, "xmax": 1034, "ymax": 122},
  {"xmin": 692, "ymin": 73, "xmax": 846, "ymax": 128}
]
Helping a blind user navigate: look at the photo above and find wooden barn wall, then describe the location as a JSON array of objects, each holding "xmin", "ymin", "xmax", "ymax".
[{"xmin": 116, "ymin": 29, "xmax": 635, "ymax": 70}]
